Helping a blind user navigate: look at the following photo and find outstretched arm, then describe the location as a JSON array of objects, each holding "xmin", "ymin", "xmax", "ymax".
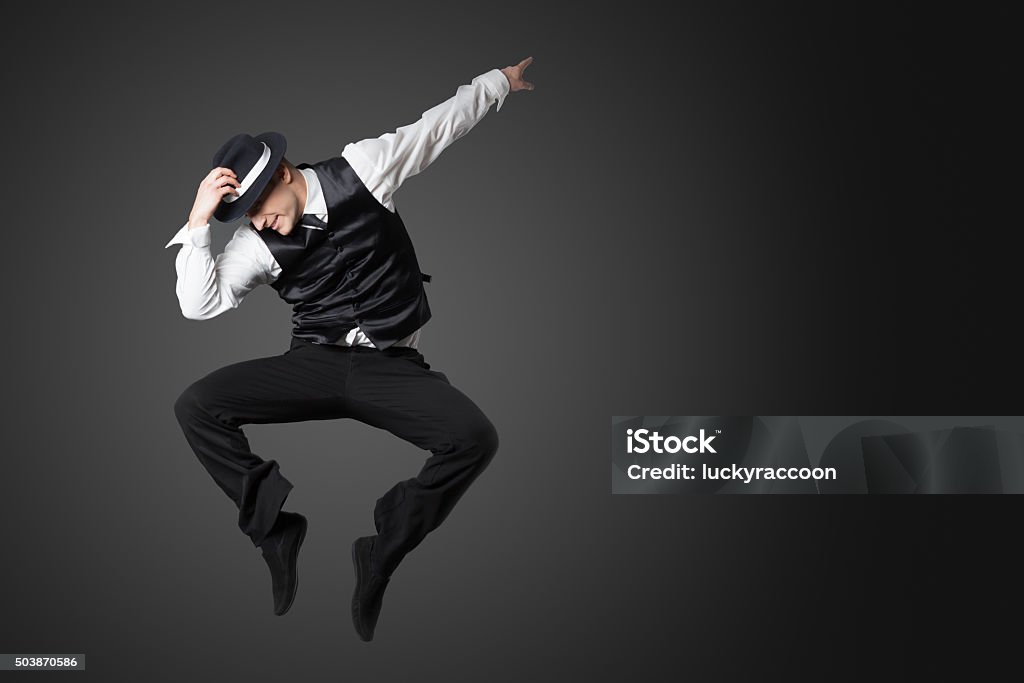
[{"xmin": 343, "ymin": 56, "xmax": 536, "ymax": 211}]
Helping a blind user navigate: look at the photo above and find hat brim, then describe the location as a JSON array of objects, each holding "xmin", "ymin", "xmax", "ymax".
[{"xmin": 212, "ymin": 131, "xmax": 287, "ymax": 223}]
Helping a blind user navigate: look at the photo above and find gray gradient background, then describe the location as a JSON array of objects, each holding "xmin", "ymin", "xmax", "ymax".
[{"xmin": 1, "ymin": 1, "xmax": 1019, "ymax": 681}]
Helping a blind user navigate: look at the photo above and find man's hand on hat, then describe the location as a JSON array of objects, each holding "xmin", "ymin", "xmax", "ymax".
[
  {"xmin": 188, "ymin": 167, "xmax": 242, "ymax": 229},
  {"xmin": 501, "ymin": 56, "xmax": 535, "ymax": 93}
]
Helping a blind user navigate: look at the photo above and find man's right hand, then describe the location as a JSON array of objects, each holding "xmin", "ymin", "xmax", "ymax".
[{"xmin": 188, "ymin": 167, "xmax": 241, "ymax": 228}]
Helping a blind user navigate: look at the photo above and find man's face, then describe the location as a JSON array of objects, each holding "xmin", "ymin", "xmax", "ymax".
[{"xmin": 245, "ymin": 165, "xmax": 300, "ymax": 236}]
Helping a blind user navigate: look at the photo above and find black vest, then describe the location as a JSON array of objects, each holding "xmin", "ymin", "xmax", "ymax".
[{"xmin": 256, "ymin": 155, "xmax": 432, "ymax": 349}]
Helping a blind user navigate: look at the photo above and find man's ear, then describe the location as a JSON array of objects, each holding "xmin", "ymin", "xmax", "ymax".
[{"xmin": 277, "ymin": 161, "xmax": 293, "ymax": 183}]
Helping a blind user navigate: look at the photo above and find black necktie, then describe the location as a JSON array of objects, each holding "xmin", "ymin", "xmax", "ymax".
[{"xmin": 301, "ymin": 213, "xmax": 328, "ymax": 229}]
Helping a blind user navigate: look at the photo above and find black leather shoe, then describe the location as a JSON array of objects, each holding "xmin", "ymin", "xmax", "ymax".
[
  {"xmin": 351, "ymin": 535, "xmax": 390, "ymax": 641},
  {"xmin": 260, "ymin": 511, "xmax": 308, "ymax": 616}
]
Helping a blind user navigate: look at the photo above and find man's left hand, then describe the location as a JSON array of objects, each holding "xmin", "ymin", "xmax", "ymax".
[{"xmin": 501, "ymin": 56, "xmax": 536, "ymax": 92}]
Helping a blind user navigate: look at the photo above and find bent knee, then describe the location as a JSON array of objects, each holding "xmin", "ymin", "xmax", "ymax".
[
  {"xmin": 457, "ymin": 415, "xmax": 499, "ymax": 464},
  {"xmin": 173, "ymin": 382, "xmax": 211, "ymax": 423}
]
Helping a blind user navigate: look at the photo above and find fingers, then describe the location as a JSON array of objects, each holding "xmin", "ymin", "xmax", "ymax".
[
  {"xmin": 209, "ymin": 166, "xmax": 237, "ymax": 178},
  {"xmin": 208, "ymin": 167, "xmax": 238, "ymax": 187},
  {"xmin": 511, "ymin": 57, "xmax": 535, "ymax": 91},
  {"xmin": 205, "ymin": 168, "xmax": 240, "ymax": 198},
  {"xmin": 218, "ymin": 178, "xmax": 240, "ymax": 198},
  {"xmin": 208, "ymin": 167, "xmax": 240, "ymax": 189}
]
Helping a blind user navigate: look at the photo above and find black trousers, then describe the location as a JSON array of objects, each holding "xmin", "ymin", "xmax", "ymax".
[{"xmin": 172, "ymin": 335, "xmax": 499, "ymax": 578}]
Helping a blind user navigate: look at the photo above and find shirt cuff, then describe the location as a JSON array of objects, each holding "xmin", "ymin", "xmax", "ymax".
[
  {"xmin": 478, "ymin": 68, "xmax": 510, "ymax": 113},
  {"xmin": 165, "ymin": 221, "xmax": 211, "ymax": 249}
]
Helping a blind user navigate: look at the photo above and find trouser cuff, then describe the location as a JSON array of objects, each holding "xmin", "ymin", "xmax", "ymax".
[{"xmin": 239, "ymin": 460, "xmax": 294, "ymax": 547}]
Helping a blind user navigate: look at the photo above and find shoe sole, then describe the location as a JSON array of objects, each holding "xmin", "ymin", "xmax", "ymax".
[
  {"xmin": 276, "ymin": 515, "xmax": 307, "ymax": 616},
  {"xmin": 351, "ymin": 537, "xmax": 372, "ymax": 641}
]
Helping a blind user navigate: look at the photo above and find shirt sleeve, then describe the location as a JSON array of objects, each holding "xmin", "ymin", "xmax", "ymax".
[
  {"xmin": 164, "ymin": 222, "xmax": 280, "ymax": 320},
  {"xmin": 342, "ymin": 68, "xmax": 511, "ymax": 211}
]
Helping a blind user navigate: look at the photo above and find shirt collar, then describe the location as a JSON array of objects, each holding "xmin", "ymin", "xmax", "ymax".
[{"xmin": 299, "ymin": 167, "xmax": 328, "ymax": 226}]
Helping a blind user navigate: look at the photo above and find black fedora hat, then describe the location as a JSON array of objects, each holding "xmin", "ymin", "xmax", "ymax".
[{"xmin": 210, "ymin": 131, "xmax": 287, "ymax": 222}]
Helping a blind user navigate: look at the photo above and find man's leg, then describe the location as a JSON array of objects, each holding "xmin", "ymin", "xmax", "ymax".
[
  {"xmin": 344, "ymin": 346, "xmax": 500, "ymax": 578},
  {"xmin": 172, "ymin": 336, "xmax": 352, "ymax": 547}
]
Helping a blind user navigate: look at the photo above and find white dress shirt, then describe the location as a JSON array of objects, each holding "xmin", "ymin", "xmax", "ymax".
[{"xmin": 165, "ymin": 68, "xmax": 510, "ymax": 349}]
